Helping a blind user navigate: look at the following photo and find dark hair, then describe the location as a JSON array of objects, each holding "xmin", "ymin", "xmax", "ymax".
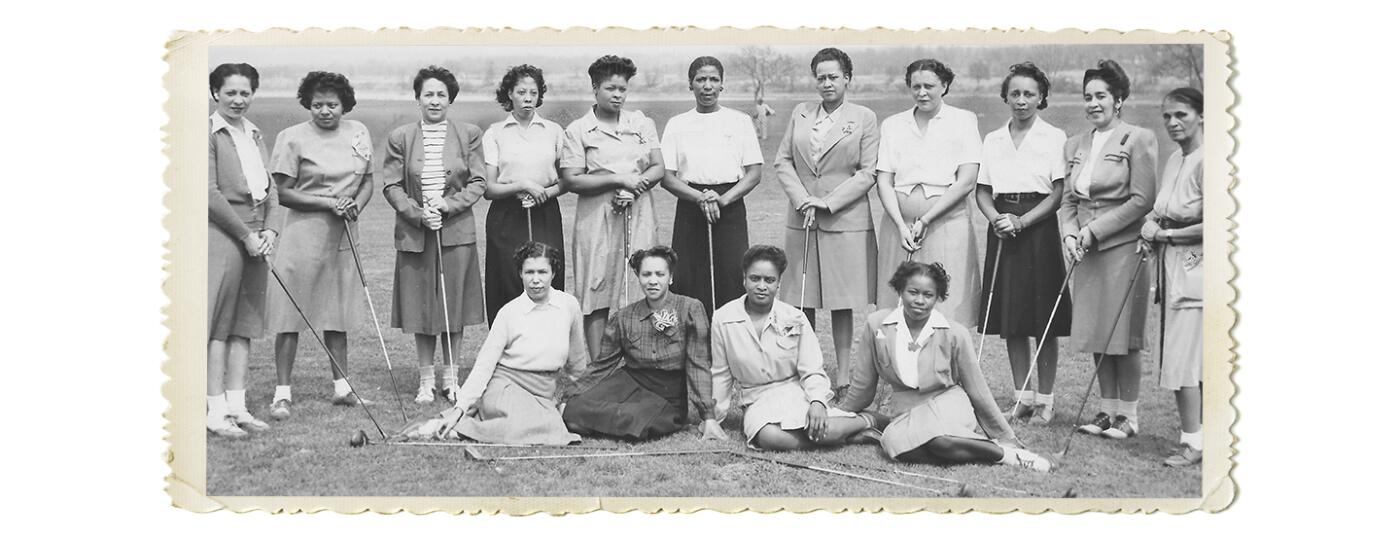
[
  {"xmin": 1163, "ymin": 87, "xmax": 1204, "ymax": 115},
  {"xmin": 888, "ymin": 261, "xmax": 950, "ymax": 301},
  {"xmin": 209, "ymin": 63, "xmax": 260, "ymax": 97},
  {"xmin": 587, "ymin": 55, "xmax": 638, "ymax": 86},
  {"xmin": 809, "ymin": 47, "xmax": 853, "ymax": 79},
  {"xmin": 628, "ymin": 245, "xmax": 679, "ymax": 274},
  {"xmin": 740, "ymin": 244, "xmax": 788, "ymax": 276},
  {"xmin": 413, "ymin": 65, "xmax": 459, "ymax": 103},
  {"xmin": 688, "ymin": 56, "xmax": 724, "ymax": 82},
  {"xmin": 1083, "ymin": 59, "xmax": 1130, "ymax": 104},
  {"xmin": 296, "ymin": 71, "xmax": 357, "ymax": 113},
  {"xmin": 1000, "ymin": 61, "xmax": 1051, "ymax": 110},
  {"xmin": 495, "ymin": 64, "xmax": 548, "ymax": 112},
  {"xmin": 513, "ymin": 241, "xmax": 563, "ymax": 277},
  {"xmin": 904, "ymin": 58, "xmax": 954, "ymax": 96}
]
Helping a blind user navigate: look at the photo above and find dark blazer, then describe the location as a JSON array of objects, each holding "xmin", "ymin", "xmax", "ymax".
[
  {"xmin": 381, "ymin": 121, "xmax": 487, "ymax": 252},
  {"xmin": 774, "ymin": 102, "xmax": 880, "ymax": 232},
  {"xmin": 209, "ymin": 124, "xmax": 284, "ymax": 240},
  {"xmin": 1057, "ymin": 122, "xmax": 1159, "ymax": 251}
]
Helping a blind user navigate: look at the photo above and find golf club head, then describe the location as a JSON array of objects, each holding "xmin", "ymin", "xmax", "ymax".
[
  {"xmin": 349, "ymin": 429, "xmax": 369, "ymax": 448},
  {"xmin": 462, "ymin": 446, "xmax": 486, "ymax": 461}
]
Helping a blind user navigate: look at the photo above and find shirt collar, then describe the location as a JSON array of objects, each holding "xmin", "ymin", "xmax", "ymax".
[
  {"xmin": 514, "ymin": 288, "xmax": 568, "ymax": 312},
  {"xmin": 503, "ymin": 112, "xmax": 546, "ymax": 128},
  {"xmin": 881, "ymin": 303, "xmax": 950, "ymax": 331},
  {"xmin": 210, "ymin": 112, "xmax": 259, "ymax": 136},
  {"xmin": 716, "ymin": 296, "xmax": 790, "ymax": 327},
  {"xmin": 814, "ymin": 101, "xmax": 845, "ymax": 123},
  {"xmin": 635, "ymin": 293, "xmax": 679, "ymax": 321}
]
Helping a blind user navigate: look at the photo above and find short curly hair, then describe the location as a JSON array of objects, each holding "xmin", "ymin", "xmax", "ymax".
[
  {"xmin": 296, "ymin": 71, "xmax": 357, "ymax": 113},
  {"xmin": 688, "ymin": 56, "xmax": 724, "ymax": 82},
  {"xmin": 905, "ymin": 58, "xmax": 954, "ymax": 96},
  {"xmin": 587, "ymin": 55, "xmax": 637, "ymax": 86},
  {"xmin": 209, "ymin": 63, "xmax": 259, "ymax": 97},
  {"xmin": 1000, "ymin": 61, "xmax": 1051, "ymax": 110},
  {"xmin": 494, "ymin": 64, "xmax": 547, "ymax": 112},
  {"xmin": 888, "ymin": 261, "xmax": 950, "ymax": 301},
  {"xmin": 512, "ymin": 241, "xmax": 564, "ymax": 277},
  {"xmin": 413, "ymin": 65, "xmax": 459, "ymax": 103},
  {"xmin": 741, "ymin": 244, "xmax": 788, "ymax": 276},
  {"xmin": 809, "ymin": 47, "xmax": 853, "ymax": 79},
  {"xmin": 1083, "ymin": 59, "xmax": 1131, "ymax": 103},
  {"xmin": 628, "ymin": 245, "xmax": 679, "ymax": 274}
]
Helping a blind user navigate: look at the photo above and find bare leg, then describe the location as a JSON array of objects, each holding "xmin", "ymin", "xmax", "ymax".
[
  {"xmin": 1116, "ymin": 350, "xmax": 1142, "ymax": 403},
  {"xmin": 831, "ymin": 309, "xmax": 853, "ymax": 387},
  {"xmin": 1035, "ymin": 337, "xmax": 1059, "ymax": 393},
  {"xmin": 226, "ymin": 336, "xmax": 251, "ymax": 391},
  {"xmin": 898, "ymin": 436, "xmax": 1004, "ymax": 465},
  {"xmin": 584, "ymin": 309, "xmax": 608, "ymax": 360},
  {"xmin": 811, "ymin": 416, "xmax": 871, "ymax": 446},
  {"xmin": 1006, "ymin": 336, "xmax": 1032, "ymax": 393},
  {"xmin": 207, "ymin": 339, "xmax": 228, "ymax": 396},
  {"xmin": 325, "ymin": 330, "xmax": 347, "ymax": 380},
  {"xmin": 753, "ymin": 425, "xmax": 817, "ymax": 451},
  {"xmin": 1176, "ymin": 386, "xmax": 1202, "ymax": 434},
  {"xmin": 1096, "ymin": 353, "xmax": 1120, "ymax": 400},
  {"xmin": 274, "ymin": 332, "xmax": 298, "ymax": 386}
]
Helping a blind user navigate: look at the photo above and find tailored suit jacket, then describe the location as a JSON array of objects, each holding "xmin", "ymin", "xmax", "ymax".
[
  {"xmin": 1057, "ymin": 122, "xmax": 1159, "ymax": 252},
  {"xmin": 774, "ymin": 101, "xmax": 881, "ymax": 232},
  {"xmin": 381, "ymin": 121, "xmax": 487, "ymax": 252},
  {"xmin": 209, "ymin": 126, "xmax": 284, "ymax": 239}
]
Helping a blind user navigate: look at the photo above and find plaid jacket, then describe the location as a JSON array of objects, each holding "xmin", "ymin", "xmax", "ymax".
[{"xmin": 567, "ymin": 293, "xmax": 714, "ymax": 420}]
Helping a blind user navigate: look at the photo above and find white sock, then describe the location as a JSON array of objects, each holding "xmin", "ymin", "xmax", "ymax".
[
  {"xmin": 1101, "ymin": 398, "xmax": 1120, "ymax": 417},
  {"xmin": 225, "ymin": 389, "xmax": 248, "ymax": 415},
  {"xmin": 1015, "ymin": 390, "xmax": 1034, "ymax": 405},
  {"xmin": 419, "ymin": 366, "xmax": 435, "ymax": 385},
  {"xmin": 273, "ymin": 385, "xmax": 292, "ymax": 403},
  {"xmin": 1181, "ymin": 430, "xmax": 1203, "ymax": 451},
  {"xmin": 441, "ymin": 367, "xmax": 458, "ymax": 388},
  {"xmin": 997, "ymin": 445, "xmax": 1022, "ymax": 465},
  {"xmin": 1120, "ymin": 400, "xmax": 1139, "ymax": 421},
  {"xmin": 207, "ymin": 394, "xmax": 228, "ymax": 421},
  {"xmin": 333, "ymin": 378, "xmax": 352, "ymax": 396},
  {"xmin": 1035, "ymin": 392, "xmax": 1055, "ymax": 407}
]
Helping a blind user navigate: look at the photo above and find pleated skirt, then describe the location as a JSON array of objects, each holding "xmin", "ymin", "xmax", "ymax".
[
  {"xmin": 671, "ymin": 182, "xmax": 748, "ymax": 316},
  {"xmin": 453, "ymin": 365, "xmax": 581, "ymax": 445},
  {"xmin": 208, "ymin": 224, "xmax": 268, "ymax": 341},
  {"xmin": 981, "ymin": 196, "xmax": 1073, "ymax": 338},
  {"xmin": 484, "ymin": 198, "xmax": 566, "ymax": 325},
  {"xmin": 390, "ymin": 234, "xmax": 485, "ymax": 335},
  {"xmin": 876, "ymin": 187, "xmax": 982, "ymax": 327}
]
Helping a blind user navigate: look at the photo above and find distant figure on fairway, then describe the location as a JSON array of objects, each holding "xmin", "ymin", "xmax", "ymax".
[{"xmin": 754, "ymin": 97, "xmax": 776, "ymax": 140}]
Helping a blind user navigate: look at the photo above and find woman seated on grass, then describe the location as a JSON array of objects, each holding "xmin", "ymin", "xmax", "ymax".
[
  {"xmin": 709, "ymin": 245, "xmax": 880, "ymax": 450},
  {"xmin": 432, "ymin": 242, "xmax": 589, "ymax": 445},
  {"xmin": 561, "ymin": 245, "xmax": 726, "ymax": 441},
  {"xmin": 834, "ymin": 261, "xmax": 1051, "ymax": 472}
]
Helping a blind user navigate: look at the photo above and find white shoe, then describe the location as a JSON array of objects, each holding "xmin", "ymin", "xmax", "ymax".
[
  {"xmin": 1003, "ymin": 448, "xmax": 1052, "ymax": 472},
  {"xmin": 230, "ymin": 410, "xmax": 269, "ymax": 432},
  {"xmin": 207, "ymin": 416, "xmax": 249, "ymax": 439},
  {"xmin": 415, "ymin": 384, "xmax": 435, "ymax": 404}
]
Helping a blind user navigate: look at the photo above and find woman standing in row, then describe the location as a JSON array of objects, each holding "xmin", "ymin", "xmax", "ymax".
[
  {"xmin": 207, "ymin": 63, "xmax": 282, "ymax": 437},
  {"xmin": 483, "ymin": 64, "xmax": 569, "ymax": 326},
  {"xmin": 974, "ymin": 62, "xmax": 1072, "ymax": 425},
  {"xmin": 1143, "ymin": 87, "xmax": 1205, "ymax": 467},
  {"xmin": 265, "ymin": 71, "xmax": 376, "ymax": 419},
  {"xmin": 382, "ymin": 66, "xmax": 488, "ymax": 404},
  {"xmin": 561, "ymin": 55, "xmax": 664, "ymax": 359},
  {"xmin": 1061, "ymin": 60, "xmax": 1158, "ymax": 440},
  {"xmin": 874, "ymin": 58, "xmax": 982, "ymax": 326},
  {"xmin": 775, "ymin": 47, "xmax": 880, "ymax": 397},
  {"xmin": 661, "ymin": 56, "xmax": 764, "ymax": 316}
]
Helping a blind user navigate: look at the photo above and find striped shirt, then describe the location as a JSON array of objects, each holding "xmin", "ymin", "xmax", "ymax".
[{"xmin": 420, "ymin": 121, "xmax": 448, "ymax": 202}]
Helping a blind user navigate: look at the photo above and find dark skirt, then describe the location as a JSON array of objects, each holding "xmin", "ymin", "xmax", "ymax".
[
  {"xmin": 390, "ymin": 234, "xmax": 485, "ymax": 335},
  {"xmin": 562, "ymin": 366, "xmax": 687, "ymax": 440},
  {"xmin": 980, "ymin": 195, "xmax": 1073, "ymax": 338},
  {"xmin": 671, "ymin": 182, "xmax": 748, "ymax": 316},
  {"xmin": 484, "ymin": 197, "xmax": 566, "ymax": 325},
  {"xmin": 208, "ymin": 224, "xmax": 268, "ymax": 341}
]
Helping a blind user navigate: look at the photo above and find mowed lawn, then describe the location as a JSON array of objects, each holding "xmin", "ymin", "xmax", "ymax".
[{"xmin": 206, "ymin": 93, "xmax": 1200, "ymax": 498}]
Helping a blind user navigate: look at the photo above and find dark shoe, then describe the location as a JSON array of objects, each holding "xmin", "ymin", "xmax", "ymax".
[
  {"xmin": 1164, "ymin": 445, "xmax": 1203, "ymax": 467},
  {"xmin": 1077, "ymin": 412, "xmax": 1112, "ymax": 435},
  {"xmin": 270, "ymin": 399, "xmax": 292, "ymax": 421},
  {"xmin": 1102, "ymin": 415, "xmax": 1139, "ymax": 439},
  {"xmin": 331, "ymin": 393, "xmax": 376, "ymax": 407},
  {"xmin": 1003, "ymin": 402, "xmax": 1035, "ymax": 423},
  {"xmin": 1027, "ymin": 404, "xmax": 1054, "ymax": 426}
]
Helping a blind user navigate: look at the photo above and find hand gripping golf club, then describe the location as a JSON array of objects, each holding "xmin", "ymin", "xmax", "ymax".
[
  {"xmin": 1009, "ymin": 258, "xmax": 1080, "ymax": 404},
  {"xmin": 343, "ymin": 219, "xmax": 410, "ymax": 424},
  {"xmin": 434, "ymin": 229, "xmax": 457, "ymax": 402},
  {"xmin": 268, "ymin": 263, "xmax": 388, "ymax": 441},
  {"xmin": 1058, "ymin": 249, "xmax": 1149, "ymax": 458},
  {"xmin": 975, "ymin": 241, "xmax": 1004, "ymax": 363}
]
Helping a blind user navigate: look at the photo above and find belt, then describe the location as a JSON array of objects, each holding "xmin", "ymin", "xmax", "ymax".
[
  {"xmin": 995, "ymin": 192, "xmax": 1048, "ymax": 203},
  {"xmin": 1157, "ymin": 217, "xmax": 1201, "ymax": 230}
]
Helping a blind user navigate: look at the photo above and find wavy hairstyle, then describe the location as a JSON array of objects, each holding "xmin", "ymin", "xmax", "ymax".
[
  {"xmin": 296, "ymin": 71, "xmax": 357, "ymax": 113},
  {"xmin": 905, "ymin": 58, "xmax": 954, "ymax": 96},
  {"xmin": 413, "ymin": 65, "xmax": 459, "ymax": 103},
  {"xmin": 888, "ymin": 261, "xmax": 951, "ymax": 301},
  {"xmin": 809, "ymin": 47, "xmax": 853, "ymax": 79},
  {"xmin": 494, "ymin": 64, "xmax": 548, "ymax": 112},
  {"xmin": 1083, "ymin": 59, "xmax": 1131, "ymax": 103},
  {"xmin": 1000, "ymin": 61, "xmax": 1051, "ymax": 110},
  {"xmin": 209, "ymin": 63, "xmax": 259, "ymax": 97},
  {"xmin": 587, "ymin": 55, "xmax": 638, "ymax": 86},
  {"xmin": 629, "ymin": 245, "xmax": 679, "ymax": 274},
  {"xmin": 513, "ymin": 241, "xmax": 564, "ymax": 277},
  {"xmin": 741, "ymin": 244, "xmax": 788, "ymax": 276}
]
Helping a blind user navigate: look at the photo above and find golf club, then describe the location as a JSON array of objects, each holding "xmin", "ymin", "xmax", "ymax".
[
  {"xmin": 464, "ymin": 447, "xmax": 727, "ymax": 462},
  {"xmin": 268, "ymin": 263, "xmax": 387, "ymax": 441},
  {"xmin": 828, "ymin": 458, "xmax": 1033, "ymax": 496},
  {"xmin": 706, "ymin": 217, "xmax": 717, "ymax": 314},
  {"xmin": 343, "ymin": 219, "xmax": 410, "ymax": 424},
  {"xmin": 348, "ymin": 429, "xmax": 619, "ymax": 450},
  {"xmin": 526, "ymin": 204, "xmax": 534, "ymax": 243},
  {"xmin": 731, "ymin": 451, "xmax": 945, "ymax": 495},
  {"xmin": 799, "ymin": 209, "xmax": 813, "ymax": 310},
  {"xmin": 434, "ymin": 229, "xmax": 457, "ymax": 403},
  {"xmin": 1009, "ymin": 258, "xmax": 1080, "ymax": 408},
  {"xmin": 975, "ymin": 241, "xmax": 1004, "ymax": 364}
]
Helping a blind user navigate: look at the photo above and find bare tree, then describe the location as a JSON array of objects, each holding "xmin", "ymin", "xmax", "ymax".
[
  {"xmin": 733, "ymin": 46, "xmax": 797, "ymax": 101},
  {"xmin": 1150, "ymin": 44, "xmax": 1203, "ymax": 89}
]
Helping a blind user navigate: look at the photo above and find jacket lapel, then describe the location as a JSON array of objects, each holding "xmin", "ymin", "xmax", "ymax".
[
  {"xmin": 793, "ymin": 104, "xmax": 818, "ymax": 174},
  {"xmin": 815, "ymin": 105, "xmax": 854, "ymax": 165}
]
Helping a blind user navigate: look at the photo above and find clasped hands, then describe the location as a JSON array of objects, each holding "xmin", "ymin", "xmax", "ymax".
[{"xmin": 240, "ymin": 229, "xmax": 278, "ymax": 258}]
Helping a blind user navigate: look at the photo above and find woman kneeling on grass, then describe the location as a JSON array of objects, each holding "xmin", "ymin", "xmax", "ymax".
[
  {"xmin": 560, "ymin": 246, "xmax": 726, "ymax": 441},
  {"xmin": 709, "ymin": 245, "xmax": 879, "ymax": 450},
  {"xmin": 834, "ymin": 261, "xmax": 1051, "ymax": 472},
  {"xmin": 431, "ymin": 242, "xmax": 589, "ymax": 445}
]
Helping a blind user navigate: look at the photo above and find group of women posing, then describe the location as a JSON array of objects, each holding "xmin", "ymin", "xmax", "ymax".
[{"xmin": 206, "ymin": 46, "xmax": 1205, "ymax": 469}]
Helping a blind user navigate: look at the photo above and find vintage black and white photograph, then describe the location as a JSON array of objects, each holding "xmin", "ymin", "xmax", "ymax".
[{"xmin": 166, "ymin": 28, "xmax": 1234, "ymax": 512}]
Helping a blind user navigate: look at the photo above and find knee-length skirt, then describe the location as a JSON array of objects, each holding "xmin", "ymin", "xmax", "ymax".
[
  {"xmin": 739, "ymin": 380, "xmax": 855, "ymax": 443},
  {"xmin": 672, "ymin": 182, "xmax": 748, "ymax": 316},
  {"xmin": 876, "ymin": 187, "xmax": 981, "ymax": 326},
  {"xmin": 1070, "ymin": 240, "xmax": 1150, "ymax": 355},
  {"xmin": 562, "ymin": 366, "xmax": 687, "ymax": 440},
  {"xmin": 484, "ymin": 198, "xmax": 566, "ymax": 325},
  {"xmin": 390, "ymin": 235, "xmax": 485, "ymax": 335},
  {"xmin": 208, "ymin": 224, "xmax": 268, "ymax": 341},
  {"xmin": 981, "ymin": 195, "xmax": 1072, "ymax": 338},
  {"xmin": 452, "ymin": 365, "xmax": 581, "ymax": 445},
  {"xmin": 779, "ymin": 228, "xmax": 877, "ymax": 311},
  {"xmin": 265, "ymin": 209, "xmax": 359, "ymax": 333},
  {"xmin": 1158, "ymin": 242, "xmax": 1204, "ymax": 389},
  {"xmin": 881, "ymin": 386, "xmax": 988, "ymax": 459}
]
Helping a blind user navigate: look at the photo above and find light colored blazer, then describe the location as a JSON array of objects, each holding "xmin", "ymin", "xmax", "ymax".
[
  {"xmin": 1057, "ymin": 122, "xmax": 1159, "ymax": 251},
  {"xmin": 774, "ymin": 101, "xmax": 880, "ymax": 233},
  {"xmin": 381, "ymin": 121, "xmax": 487, "ymax": 252},
  {"xmin": 209, "ymin": 127, "xmax": 284, "ymax": 239},
  {"xmin": 836, "ymin": 307, "xmax": 1014, "ymax": 442}
]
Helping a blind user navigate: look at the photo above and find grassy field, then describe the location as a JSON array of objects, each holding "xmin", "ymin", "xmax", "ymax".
[{"xmin": 206, "ymin": 93, "xmax": 1200, "ymax": 498}]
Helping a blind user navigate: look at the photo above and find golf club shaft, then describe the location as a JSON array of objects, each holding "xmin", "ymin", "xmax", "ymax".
[
  {"xmin": 975, "ymin": 242, "xmax": 1004, "ymax": 363},
  {"xmin": 268, "ymin": 263, "xmax": 387, "ymax": 440},
  {"xmin": 731, "ymin": 451, "xmax": 944, "ymax": 495},
  {"xmin": 526, "ymin": 205, "xmax": 534, "ymax": 243},
  {"xmin": 1013, "ymin": 258, "xmax": 1079, "ymax": 397},
  {"xmin": 799, "ymin": 222, "xmax": 811, "ymax": 310},
  {"xmin": 830, "ymin": 458, "xmax": 1031, "ymax": 496},
  {"xmin": 434, "ymin": 230, "xmax": 455, "ymax": 389},
  {"xmin": 343, "ymin": 220, "xmax": 410, "ymax": 423},
  {"xmin": 374, "ymin": 439, "xmax": 619, "ymax": 450},
  {"xmin": 471, "ymin": 448, "xmax": 725, "ymax": 462},
  {"xmin": 707, "ymin": 220, "xmax": 717, "ymax": 313}
]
